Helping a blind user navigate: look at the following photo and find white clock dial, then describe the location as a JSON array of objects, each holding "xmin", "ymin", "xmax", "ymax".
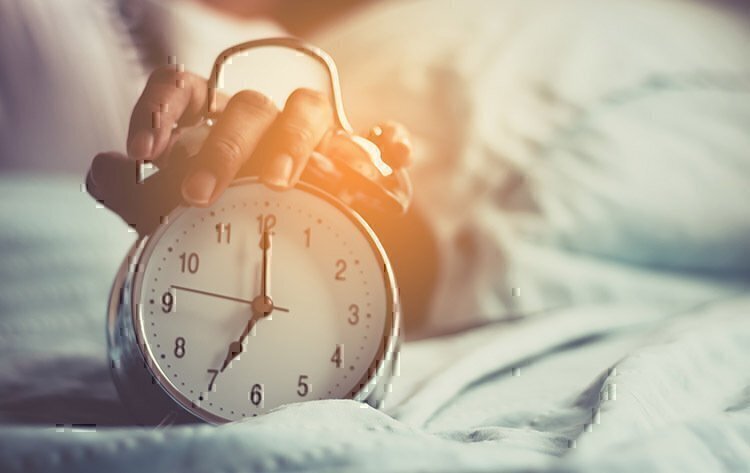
[{"xmin": 132, "ymin": 180, "xmax": 394, "ymax": 423}]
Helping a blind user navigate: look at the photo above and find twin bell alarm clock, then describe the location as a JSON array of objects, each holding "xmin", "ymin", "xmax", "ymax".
[{"xmin": 107, "ymin": 38, "xmax": 410, "ymax": 425}]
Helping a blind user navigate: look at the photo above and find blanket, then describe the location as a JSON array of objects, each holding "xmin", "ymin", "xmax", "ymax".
[{"xmin": 0, "ymin": 177, "xmax": 749, "ymax": 472}]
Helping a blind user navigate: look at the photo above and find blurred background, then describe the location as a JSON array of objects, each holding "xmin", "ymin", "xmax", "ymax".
[{"xmin": 3, "ymin": 0, "xmax": 748, "ymax": 331}]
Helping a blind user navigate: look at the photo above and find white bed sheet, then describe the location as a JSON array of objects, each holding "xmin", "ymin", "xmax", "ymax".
[{"xmin": 0, "ymin": 177, "xmax": 748, "ymax": 473}]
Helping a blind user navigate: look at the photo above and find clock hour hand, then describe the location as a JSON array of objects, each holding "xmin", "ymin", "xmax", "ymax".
[
  {"xmin": 219, "ymin": 315, "xmax": 258, "ymax": 373},
  {"xmin": 217, "ymin": 290, "xmax": 284, "ymax": 374}
]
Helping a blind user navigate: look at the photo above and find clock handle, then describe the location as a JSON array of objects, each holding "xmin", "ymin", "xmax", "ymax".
[
  {"xmin": 206, "ymin": 37, "xmax": 354, "ymax": 133},
  {"xmin": 200, "ymin": 38, "xmax": 412, "ymax": 214}
]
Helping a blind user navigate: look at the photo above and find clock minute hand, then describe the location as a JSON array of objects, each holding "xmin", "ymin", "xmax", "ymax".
[{"xmin": 260, "ymin": 230, "xmax": 271, "ymax": 302}]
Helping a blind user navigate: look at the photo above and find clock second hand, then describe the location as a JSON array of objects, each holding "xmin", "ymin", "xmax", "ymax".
[{"xmin": 169, "ymin": 285, "xmax": 289, "ymax": 312}]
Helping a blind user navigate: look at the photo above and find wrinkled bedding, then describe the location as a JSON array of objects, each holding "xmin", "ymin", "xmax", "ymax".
[{"xmin": 0, "ymin": 178, "xmax": 748, "ymax": 472}]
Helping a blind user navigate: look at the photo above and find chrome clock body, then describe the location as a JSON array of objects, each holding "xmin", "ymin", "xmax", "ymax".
[
  {"xmin": 107, "ymin": 38, "xmax": 409, "ymax": 425},
  {"xmin": 108, "ymin": 179, "xmax": 401, "ymax": 425}
]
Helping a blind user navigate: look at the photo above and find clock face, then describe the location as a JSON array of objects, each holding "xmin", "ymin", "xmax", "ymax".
[{"xmin": 132, "ymin": 180, "xmax": 395, "ymax": 423}]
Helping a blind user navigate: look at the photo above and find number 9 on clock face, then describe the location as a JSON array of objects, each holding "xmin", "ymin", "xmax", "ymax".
[{"xmin": 132, "ymin": 179, "xmax": 397, "ymax": 423}]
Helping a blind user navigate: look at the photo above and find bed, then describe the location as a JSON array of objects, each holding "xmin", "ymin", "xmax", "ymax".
[
  {"xmin": 0, "ymin": 179, "xmax": 748, "ymax": 471},
  {"xmin": 0, "ymin": 0, "xmax": 749, "ymax": 471}
]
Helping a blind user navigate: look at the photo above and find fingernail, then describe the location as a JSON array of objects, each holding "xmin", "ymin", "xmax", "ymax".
[
  {"xmin": 85, "ymin": 170, "xmax": 98, "ymax": 194},
  {"xmin": 89, "ymin": 154, "xmax": 107, "ymax": 187},
  {"xmin": 264, "ymin": 154, "xmax": 294, "ymax": 189},
  {"xmin": 182, "ymin": 169, "xmax": 217, "ymax": 205},
  {"xmin": 130, "ymin": 131, "xmax": 154, "ymax": 159}
]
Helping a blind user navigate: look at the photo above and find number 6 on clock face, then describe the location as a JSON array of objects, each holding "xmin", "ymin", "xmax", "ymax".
[{"xmin": 127, "ymin": 178, "xmax": 399, "ymax": 423}]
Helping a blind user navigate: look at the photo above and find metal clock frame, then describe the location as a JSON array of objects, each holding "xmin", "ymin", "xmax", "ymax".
[
  {"xmin": 108, "ymin": 179, "xmax": 401, "ymax": 425},
  {"xmin": 108, "ymin": 37, "xmax": 404, "ymax": 425}
]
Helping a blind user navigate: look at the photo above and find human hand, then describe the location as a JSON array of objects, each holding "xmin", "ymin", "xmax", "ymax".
[{"xmin": 86, "ymin": 65, "xmax": 412, "ymax": 236}]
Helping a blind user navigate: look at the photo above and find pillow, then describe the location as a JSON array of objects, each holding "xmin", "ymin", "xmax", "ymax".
[{"xmin": 315, "ymin": 0, "xmax": 750, "ymax": 330}]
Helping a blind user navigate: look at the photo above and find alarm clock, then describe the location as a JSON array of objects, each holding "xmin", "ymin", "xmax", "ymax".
[{"xmin": 107, "ymin": 38, "xmax": 410, "ymax": 425}]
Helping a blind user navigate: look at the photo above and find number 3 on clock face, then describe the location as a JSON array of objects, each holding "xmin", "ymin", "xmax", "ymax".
[{"xmin": 130, "ymin": 178, "xmax": 398, "ymax": 423}]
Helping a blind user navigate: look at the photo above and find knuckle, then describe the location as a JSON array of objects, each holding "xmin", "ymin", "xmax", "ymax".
[
  {"xmin": 290, "ymin": 88, "xmax": 328, "ymax": 107},
  {"xmin": 230, "ymin": 90, "xmax": 277, "ymax": 116},
  {"xmin": 279, "ymin": 124, "xmax": 315, "ymax": 157},
  {"xmin": 139, "ymin": 99, "xmax": 177, "ymax": 130},
  {"xmin": 148, "ymin": 66, "xmax": 173, "ymax": 84},
  {"xmin": 149, "ymin": 65, "xmax": 192, "ymax": 87},
  {"xmin": 206, "ymin": 136, "xmax": 244, "ymax": 174},
  {"xmin": 143, "ymin": 96, "xmax": 175, "ymax": 117}
]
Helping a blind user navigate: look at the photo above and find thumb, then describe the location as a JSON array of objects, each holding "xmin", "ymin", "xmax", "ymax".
[{"xmin": 87, "ymin": 152, "xmax": 187, "ymax": 236}]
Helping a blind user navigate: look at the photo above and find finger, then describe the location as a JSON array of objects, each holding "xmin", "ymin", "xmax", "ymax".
[
  {"xmin": 87, "ymin": 152, "xmax": 188, "ymax": 236},
  {"xmin": 182, "ymin": 90, "xmax": 279, "ymax": 206},
  {"xmin": 368, "ymin": 121, "xmax": 413, "ymax": 169},
  {"xmin": 261, "ymin": 88, "xmax": 333, "ymax": 190},
  {"xmin": 127, "ymin": 65, "xmax": 216, "ymax": 161}
]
